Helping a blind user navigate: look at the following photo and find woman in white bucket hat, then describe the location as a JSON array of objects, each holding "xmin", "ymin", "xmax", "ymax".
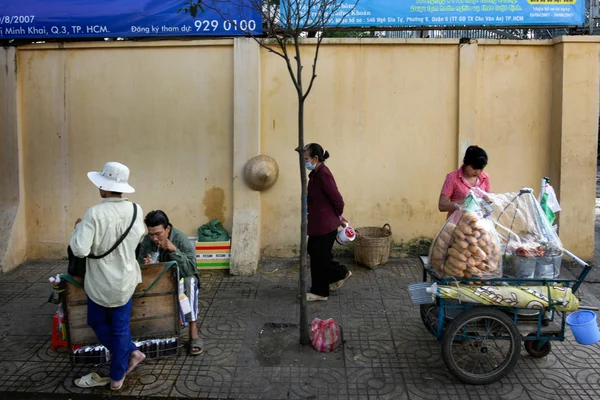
[{"xmin": 71, "ymin": 161, "xmax": 146, "ymax": 390}]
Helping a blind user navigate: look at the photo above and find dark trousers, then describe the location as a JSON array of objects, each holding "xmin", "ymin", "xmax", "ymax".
[
  {"xmin": 87, "ymin": 297, "xmax": 138, "ymax": 381},
  {"xmin": 308, "ymin": 230, "xmax": 349, "ymax": 297}
]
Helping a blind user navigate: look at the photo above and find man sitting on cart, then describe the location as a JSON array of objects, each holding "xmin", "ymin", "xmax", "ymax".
[{"xmin": 137, "ymin": 210, "xmax": 203, "ymax": 356}]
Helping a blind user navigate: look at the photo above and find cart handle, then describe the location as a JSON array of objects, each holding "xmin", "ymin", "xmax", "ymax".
[{"xmin": 564, "ymin": 249, "xmax": 592, "ymax": 294}]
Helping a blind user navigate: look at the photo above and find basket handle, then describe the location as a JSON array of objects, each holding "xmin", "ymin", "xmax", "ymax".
[{"xmin": 383, "ymin": 223, "xmax": 391, "ymax": 232}]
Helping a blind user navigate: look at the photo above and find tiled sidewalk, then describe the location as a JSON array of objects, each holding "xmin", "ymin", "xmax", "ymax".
[{"xmin": 0, "ymin": 259, "xmax": 600, "ymax": 399}]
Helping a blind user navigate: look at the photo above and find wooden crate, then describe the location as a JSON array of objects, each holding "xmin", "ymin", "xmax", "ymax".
[{"xmin": 63, "ymin": 262, "xmax": 180, "ymax": 348}]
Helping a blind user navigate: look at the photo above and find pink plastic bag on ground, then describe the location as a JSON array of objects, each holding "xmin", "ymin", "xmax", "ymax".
[{"xmin": 310, "ymin": 317, "xmax": 340, "ymax": 352}]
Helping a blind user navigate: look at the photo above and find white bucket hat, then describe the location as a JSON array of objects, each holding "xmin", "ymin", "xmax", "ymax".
[{"xmin": 87, "ymin": 162, "xmax": 135, "ymax": 194}]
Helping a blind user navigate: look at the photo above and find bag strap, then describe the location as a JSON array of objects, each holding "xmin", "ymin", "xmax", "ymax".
[
  {"xmin": 60, "ymin": 261, "xmax": 177, "ymax": 298},
  {"xmin": 89, "ymin": 202, "xmax": 137, "ymax": 259}
]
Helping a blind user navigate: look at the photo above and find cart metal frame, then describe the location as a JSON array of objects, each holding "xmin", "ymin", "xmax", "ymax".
[{"xmin": 417, "ymin": 251, "xmax": 593, "ymax": 385}]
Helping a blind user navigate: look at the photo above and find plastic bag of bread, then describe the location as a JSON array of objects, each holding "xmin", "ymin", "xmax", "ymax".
[{"xmin": 429, "ymin": 200, "xmax": 502, "ymax": 279}]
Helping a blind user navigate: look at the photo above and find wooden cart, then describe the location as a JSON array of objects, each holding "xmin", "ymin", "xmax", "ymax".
[{"xmin": 60, "ymin": 261, "xmax": 181, "ymax": 364}]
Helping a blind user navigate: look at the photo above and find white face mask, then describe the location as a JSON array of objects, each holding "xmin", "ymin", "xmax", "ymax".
[{"xmin": 305, "ymin": 161, "xmax": 316, "ymax": 171}]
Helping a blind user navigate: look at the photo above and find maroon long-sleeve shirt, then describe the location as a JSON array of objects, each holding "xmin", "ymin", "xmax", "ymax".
[{"xmin": 307, "ymin": 164, "xmax": 344, "ymax": 236}]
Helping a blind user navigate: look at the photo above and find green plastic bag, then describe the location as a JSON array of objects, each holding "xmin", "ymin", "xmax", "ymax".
[{"xmin": 197, "ymin": 219, "xmax": 231, "ymax": 242}]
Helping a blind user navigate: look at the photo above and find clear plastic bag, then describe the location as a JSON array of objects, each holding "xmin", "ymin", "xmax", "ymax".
[
  {"xmin": 310, "ymin": 318, "xmax": 340, "ymax": 353},
  {"xmin": 487, "ymin": 189, "xmax": 563, "ymax": 279},
  {"xmin": 429, "ymin": 190, "xmax": 503, "ymax": 279}
]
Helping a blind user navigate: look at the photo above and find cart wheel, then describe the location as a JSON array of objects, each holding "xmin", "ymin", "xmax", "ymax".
[
  {"xmin": 524, "ymin": 334, "xmax": 552, "ymax": 358},
  {"xmin": 420, "ymin": 304, "xmax": 438, "ymax": 336},
  {"xmin": 441, "ymin": 307, "xmax": 521, "ymax": 385}
]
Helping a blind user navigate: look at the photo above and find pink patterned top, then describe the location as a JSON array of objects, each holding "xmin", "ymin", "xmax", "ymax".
[{"xmin": 441, "ymin": 166, "xmax": 491, "ymax": 217}]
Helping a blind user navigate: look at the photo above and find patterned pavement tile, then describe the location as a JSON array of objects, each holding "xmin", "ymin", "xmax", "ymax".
[
  {"xmin": 172, "ymin": 365, "xmax": 234, "ymax": 398},
  {"xmin": 2, "ymin": 361, "xmax": 72, "ymax": 393},
  {"xmin": 230, "ymin": 367, "xmax": 294, "ymax": 400},
  {"xmin": 341, "ymin": 316, "xmax": 394, "ymax": 342},
  {"xmin": 119, "ymin": 361, "xmax": 181, "ymax": 397},
  {"xmin": 338, "ymin": 266, "xmax": 382, "ymax": 299},
  {"xmin": 198, "ymin": 270, "xmax": 226, "ymax": 299},
  {"xmin": 5, "ymin": 296, "xmax": 57, "ymax": 315},
  {"xmin": 0, "ymin": 313, "xmax": 54, "ymax": 337},
  {"xmin": 550, "ymin": 341, "xmax": 600, "ymax": 370},
  {"xmin": 214, "ymin": 277, "xmax": 259, "ymax": 300},
  {"xmin": 2, "ymin": 265, "xmax": 50, "ymax": 283},
  {"xmin": 200, "ymin": 317, "xmax": 247, "ymax": 341},
  {"xmin": 383, "ymin": 262, "xmax": 424, "ymax": 283},
  {"xmin": 203, "ymin": 298, "xmax": 253, "ymax": 321},
  {"xmin": 514, "ymin": 367, "xmax": 581, "ymax": 400},
  {"xmin": 0, "ymin": 282, "xmax": 30, "ymax": 298},
  {"xmin": 196, "ymin": 298, "xmax": 212, "ymax": 323},
  {"xmin": 0, "ymin": 335, "xmax": 49, "ymax": 362},
  {"xmin": 187, "ymin": 338, "xmax": 242, "ymax": 367},
  {"xmin": 253, "ymin": 285, "xmax": 298, "ymax": 320},
  {"xmin": 347, "ymin": 367, "xmax": 407, "ymax": 400},
  {"xmin": 30, "ymin": 339, "xmax": 71, "ymax": 363},
  {"xmin": 395, "ymin": 340, "xmax": 443, "ymax": 370},
  {"xmin": 569, "ymin": 369, "xmax": 600, "ymax": 398},
  {"xmin": 340, "ymin": 296, "xmax": 386, "ymax": 320},
  {"xmin": 519, "ymin": 348, "xmax": 568, "ymax": 370},
  {"xmin": 344, "ymin": 340, "xmax": 400, "ymax": 369},
  {"xmin": 288, "ymin": 367, "xmax": 347, "ymax": 400},
  {"xmin": 0, "ymin": 361, "xmax": 24, "ymax": 392},
  {"xmin": 4, "ymin": 258, "xmax": 600, "ymax": 399},
  {"xmin": 307, "ymin": 295, "xmax": 343, "ymax": 320},
  {"xmin": 402, "ymin": 367, "xmax": 528, "ymax": 400}
]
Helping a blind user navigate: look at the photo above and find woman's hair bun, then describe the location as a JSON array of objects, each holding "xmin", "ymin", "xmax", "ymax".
[{"xmin": 322, "ymin": 150, "xmax": 330, "ymax": 160}]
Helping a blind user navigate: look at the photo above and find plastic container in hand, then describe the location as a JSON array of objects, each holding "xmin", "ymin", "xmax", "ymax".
[{"xmin": 336, "ymin": 224, "xmax": 356, "ymax": 245}]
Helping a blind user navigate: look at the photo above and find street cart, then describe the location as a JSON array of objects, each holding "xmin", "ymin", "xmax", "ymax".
[
  {"xmin": 58, "ymin": 261, "xmax": 182, "ymax": 365},
  {"xmin": 410, "ymin": 188, "xmax": 596, "ymax": 385}
]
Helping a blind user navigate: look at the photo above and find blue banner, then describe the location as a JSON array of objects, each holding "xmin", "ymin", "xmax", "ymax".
[
  {"xmin": 284, "ymin": 0, "xmax": 585, "ymax": 28},
  {"xmin": 0, "ymin": 0, "xmax": 262, "ymax": 40}
]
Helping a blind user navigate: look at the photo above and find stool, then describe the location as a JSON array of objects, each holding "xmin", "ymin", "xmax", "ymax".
[{"xmin": 51, "ymin": 313, "xmax": 82, "ymax": 352}]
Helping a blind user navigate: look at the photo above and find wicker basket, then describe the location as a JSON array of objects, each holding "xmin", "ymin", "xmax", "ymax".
[{"xmin": 354, "ymin": 224, "xmax": 392, "ymax": 269}]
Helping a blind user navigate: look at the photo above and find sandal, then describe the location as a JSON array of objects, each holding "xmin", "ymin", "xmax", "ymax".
[
  {"xmin": 330, "ymin": 271, "xmax": 352, "ymax": 291},
  {"xmin": 74, "ymin": 372, "xmax": 110, "ymax": 388},
  {"xmin": 110, "ymin": 379, "xmax": 124, "ymax": 391},
  {"xmin": 189, "ymin": 338, "xmax": 204, "ymax": 356}
]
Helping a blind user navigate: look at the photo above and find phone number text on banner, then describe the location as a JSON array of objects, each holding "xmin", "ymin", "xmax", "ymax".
[
  {"xmin": 283, "ymin": 0, "xmax": 585, "ymax": 28},
  {"xmin": 0, "ymin": 0, "xmax": 262, "ymax": 40}
]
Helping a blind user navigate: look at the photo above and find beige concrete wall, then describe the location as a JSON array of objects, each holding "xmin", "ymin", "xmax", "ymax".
[
  {"xmin": 260, "ymin": 41, "xmax": 460, "ymax": 256},
  {"xmin": 0, "ymin": 47, "xmax": 27, "ymax": 272},
  {"xmin": 259, "ymin": 38, "xmax": 599, "ymax": 259},
  {"xmin": 18, "ymin": 41, "xmax": 235, "ymax": 259},
  {"xmin": 1, "ymin": 37, "xmax": 598, "ymax": 267}
]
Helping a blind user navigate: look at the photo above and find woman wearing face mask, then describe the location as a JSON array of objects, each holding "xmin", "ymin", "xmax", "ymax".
[
  {"xmin": 438, "ymin": 145, "xmax": 491, "ymax": 218},
  {"xmin": 304, "ymin": 143, "xmax": 352, "ymax": 302}
]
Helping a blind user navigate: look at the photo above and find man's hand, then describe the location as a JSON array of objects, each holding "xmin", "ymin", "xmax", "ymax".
[
  {"xmin": 158, "ymin": 239, "xmax": 177, "ymax": 253},
  {"xmin": 142, "ymin": 254, "xmax": 152, "ymax": 265},
  {"xmin": 74, "ymin": 218, "xmax": 82, "ymax": 230}
]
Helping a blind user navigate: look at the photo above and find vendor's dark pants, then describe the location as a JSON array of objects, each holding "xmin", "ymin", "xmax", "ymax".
[
  {"xmin": 88, "ymin": 297, "xmax": 138, "ymax": 381},
  {"xmin": 308, "ymin": 230, "xmax": 349, "ymax": 297}
]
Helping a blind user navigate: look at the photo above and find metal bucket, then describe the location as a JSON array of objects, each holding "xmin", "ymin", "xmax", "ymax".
[
  {"xmin": 509, "ymin": 256, "xmax": 537, "ymax": 279},
  {"xmin": 535, "ymin": 254, "xmax": 563, "ymax": 279}
]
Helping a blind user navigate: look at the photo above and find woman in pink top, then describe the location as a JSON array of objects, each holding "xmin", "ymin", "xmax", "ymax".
[{"xmin": 439, "ymin": 146, "xmax": 491, "ymax": 217}]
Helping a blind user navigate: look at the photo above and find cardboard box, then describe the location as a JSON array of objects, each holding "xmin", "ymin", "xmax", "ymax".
[{"xmin": 196, "ymin": 240, "xmax": 231, "ymax": 270}]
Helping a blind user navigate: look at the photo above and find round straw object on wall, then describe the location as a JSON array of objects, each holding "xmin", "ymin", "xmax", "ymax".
[{"xmin": 244, "ymin": 155, "xmax": 279, "ymax": 191}]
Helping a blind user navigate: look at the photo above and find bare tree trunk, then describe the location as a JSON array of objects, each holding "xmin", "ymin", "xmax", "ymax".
[{"xmin": 297, "ymin": 95, "xmax": 310, "ymax": 346}]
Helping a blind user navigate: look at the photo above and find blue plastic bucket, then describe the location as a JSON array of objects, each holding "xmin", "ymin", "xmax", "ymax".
[{"xmin": 566, "ymin": 311, "xmax": 600, "ymax": 345}]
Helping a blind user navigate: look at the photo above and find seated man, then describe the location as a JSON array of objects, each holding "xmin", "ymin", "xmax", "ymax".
[{"xmin": 137, "ymin": 210, "xmax": 202, "ymax": 356}]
